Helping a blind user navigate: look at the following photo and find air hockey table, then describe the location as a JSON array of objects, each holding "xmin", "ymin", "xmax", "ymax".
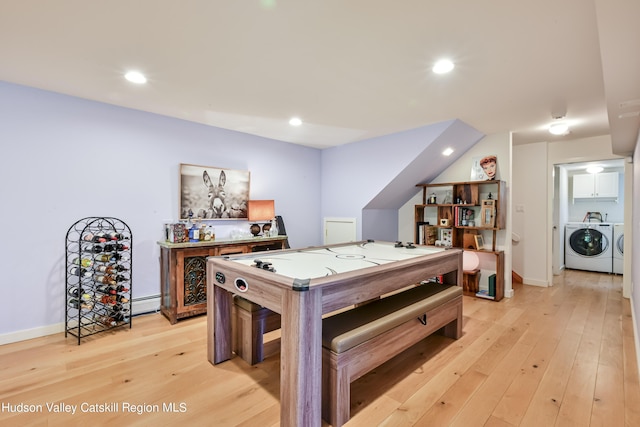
[{"xmin": 206, "ymin": 240, "xmax": 462, "ymax": 426}]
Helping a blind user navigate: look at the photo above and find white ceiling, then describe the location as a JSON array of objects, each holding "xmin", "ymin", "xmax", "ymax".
[{"xmin": 1, "ymin": 1, "xmax": 638, "ymax": 154}]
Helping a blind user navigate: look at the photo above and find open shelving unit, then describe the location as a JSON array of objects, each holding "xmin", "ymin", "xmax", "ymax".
[{"xmin": 415, "ymin": 180, "xmax": 506, "ymax": 301}]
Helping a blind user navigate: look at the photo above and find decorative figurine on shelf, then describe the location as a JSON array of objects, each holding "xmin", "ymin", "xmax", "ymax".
[
  {"xmin": 250, "ymin": 224, "xmax": 262, "ymax": 236},
  {"xmin": 262, "ymin": 222, "xmax": 271, "ymax": 236},
  {"xmin": 443, "ymin": 190, "xmax": 453, "ymax": 204},
  {"xmin": 427, "ymin": 193, "xmax": 437, "ymax": 204}
]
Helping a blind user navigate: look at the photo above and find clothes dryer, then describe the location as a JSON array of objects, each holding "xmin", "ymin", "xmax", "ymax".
[
  {"xmin": 565, "ymin": 222, "xmax": 613, "ymax": 273},
  {"xmin": 613, "ymin": 223, "xmax": 624, "ymax": 275}
]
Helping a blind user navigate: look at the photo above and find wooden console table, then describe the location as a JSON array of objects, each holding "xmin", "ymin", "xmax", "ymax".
[{"xmin": 158, "ymin": 236, "xmax": 288, "ymax": 324}]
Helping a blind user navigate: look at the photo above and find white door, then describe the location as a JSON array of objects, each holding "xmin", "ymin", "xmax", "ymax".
[{"xmin": 323, "ymin": 217, "xmax": 356, "ymax": 245}]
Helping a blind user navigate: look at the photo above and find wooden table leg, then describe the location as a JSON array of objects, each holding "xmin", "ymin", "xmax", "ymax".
[
  {"xmin": 207, "ymin": 284, "xmax": 232, "ymax": 364},
  {"xmin": 279, "ymin": 287, "xmax": 322, "ymax": 427}
]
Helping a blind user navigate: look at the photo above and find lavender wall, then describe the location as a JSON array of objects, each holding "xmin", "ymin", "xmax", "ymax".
[{"xmin": 0, "ymin": 81, "xmax": 321, "ymax": 336}]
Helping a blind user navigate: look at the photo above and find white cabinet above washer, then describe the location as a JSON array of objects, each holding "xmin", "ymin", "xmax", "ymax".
[{"xmin": 573, "ymin": 172, "xmax": 618, "ymax": 199}]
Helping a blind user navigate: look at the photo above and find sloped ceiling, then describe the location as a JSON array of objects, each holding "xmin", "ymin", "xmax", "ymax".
[{"xmin": 365, "ymin": 121, "xmax": 484, "ymax": 209}]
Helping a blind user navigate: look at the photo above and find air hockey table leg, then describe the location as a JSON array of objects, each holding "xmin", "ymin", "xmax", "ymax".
[{"xmin": 208, "ymin": 285, "xmax": 233, "ymax": 364}]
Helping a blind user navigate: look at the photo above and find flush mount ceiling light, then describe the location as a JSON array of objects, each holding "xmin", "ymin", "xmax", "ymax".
[
  {"xmin": 289, "ymin": 117, "xmax": 302, "ymax": 126},
  {"xmin": 548, "ymin": 116, "xmax": 570, "ymax": 136},
  {"xmin": 124, "ymin": 71, "xmax": 147, "ymax": 84},
  {"xmin": 442, "ymin": 147, "xmax": 454, "ymax": 156},
  {"xmin": 586, "ymin": 166, "xmax": 603, "ymax": 174},
  {"xmin": 432, "ymin": 59, "xmax": 454, "ymax": 74},
  {"xmin": 549, "ymin": 122, "xmax": 569, "ymax": 135}
]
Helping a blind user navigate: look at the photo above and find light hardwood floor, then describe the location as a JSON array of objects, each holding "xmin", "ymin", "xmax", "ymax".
[{"xmin": 1, "ymin": 270, "xmax": 639, "ymax": 426}]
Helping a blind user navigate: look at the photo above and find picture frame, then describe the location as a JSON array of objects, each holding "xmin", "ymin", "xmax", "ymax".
[
  {"xmin": 470, "ymin": 155, "xmax": 498, "ymax": 181},
  {"xmin": 474, "ymin": 234, "xmax": 485, "ymax": 250},
  {"xmin": 179, "ymin": 163, "xmax": 250, "ymax": 220},
  {"xmin": 481, "ymin": 199, "xmax": 496, "ymax": 227}
]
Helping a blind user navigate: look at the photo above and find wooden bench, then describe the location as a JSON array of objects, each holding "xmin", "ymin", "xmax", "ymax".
[
  {"xmin": 233, "ymin": 296, "xmax": 281, "ymax": 365},
  {"xmin": 321, "ymin": 283, "xmax": 463, "ymax": 427}
]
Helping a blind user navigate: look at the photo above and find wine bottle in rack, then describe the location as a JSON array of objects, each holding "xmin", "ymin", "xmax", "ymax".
[
  {"xmin": 94, "ymin": 275, "xmax": 117, "ymax": 285},
  {"xmin": 83, "ymin": 233, "xmax": 107, "ymax": 243},
  {"xmin": 72, "ymin": 257, "xmax": 93, "ymax": 268},
  {"xmin": 96, "ymin": 284, "xmax": 116, "ymax": 295},
  {"xmin": 94, "ymin": 253, "xmax": 122, "ymax": 263},
  {"xmin": 110, "ymin": 311, "xmax": 130, "ymax": 322},
  {"xmin": 68, "ymin": 297, "xmax": 93, "ymax": 310},
  {"xmin": 82, "ymin": 244, "xmax": 103, "ymax": 253},
  {"xmin": 113, "ymin": 294, "xmax": 129, "ymax": 303},
  {"xmin": 96, "ymin": 274, "xmax": 128, "ymax": 283},
  {"xmin": 95, "ymin": 264, "xmax": 128, "ymax": 274},
  {"xmin": 106, "ymin": 232, "xmax": 128, "ymax": 241},
  {"xmin": 103, "ymin": 243, "xmax": 129, "ymax": 252},
  {"xmin": 70, "ymin": 266, "xmax": 92, "ymax": 278},
  {"xmin": 97, "ymin": 316, "xmax": 117, "ymax": 327},
  {"xmin": 96, "ymin": 283, "xmax": 129, "ymax": 294},
  {"xmin": 111, "ymin": 275, "xmax": 128, "ymax": 283},
  {"xmin": 100, "ymin": 294, "xmax": 130, "ymax": 305},
  {"xmin": 109, "ymin": 302, "xmax": 128, "ymax": 312},
  {"xmin": 68, "ymin": 286, "xmax": 84, "ymax": 297}
]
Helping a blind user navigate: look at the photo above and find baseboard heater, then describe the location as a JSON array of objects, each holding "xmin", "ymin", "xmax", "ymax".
[{"xmin": 131, "ymin": 294, "xmax": 161, "ymax": 316}]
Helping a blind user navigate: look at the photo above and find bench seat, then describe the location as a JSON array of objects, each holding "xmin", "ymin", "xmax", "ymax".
[{"xmin": 322, "ymin": 283, "xmax": 463, "ymax": 426}]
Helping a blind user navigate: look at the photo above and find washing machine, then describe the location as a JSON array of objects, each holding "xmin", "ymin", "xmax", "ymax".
[
  {"xmin": 565, "ymin": 222, "xmax": 613, "ymax": 273},
  {"xmin": 613, "ymin": 223, "xmax": 624, "ymax": 274}
]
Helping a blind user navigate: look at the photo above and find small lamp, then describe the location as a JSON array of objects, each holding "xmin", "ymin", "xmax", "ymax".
[{"xmin": 247, "ymin": 200, "xmax": 275, "ymax": 237}]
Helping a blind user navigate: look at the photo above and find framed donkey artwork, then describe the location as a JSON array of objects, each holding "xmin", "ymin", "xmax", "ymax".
[{"xmin": 179, "ymin": 164, "xmax": 250, "ymax": 220}]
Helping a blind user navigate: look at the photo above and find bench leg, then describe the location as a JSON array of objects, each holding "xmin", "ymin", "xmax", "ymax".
[
  {"xmin": 236, "ymin": 307, "xmax": 262, "ymax": 365},
  {"xmin": 235, "ymin": 306, "xmax": 281, "ymax": 365},
  {"xmin": 440, "ymin": 303, "xmax": 463, "ymax": 339},
  {"xmin": 323, "ymin": 350, "xmax": 351, "ymax": 427}
]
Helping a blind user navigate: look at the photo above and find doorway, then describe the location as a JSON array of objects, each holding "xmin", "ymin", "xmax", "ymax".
[{"xmin": 552, "ymin": 159, "xmax": 625, "ymax": 276}]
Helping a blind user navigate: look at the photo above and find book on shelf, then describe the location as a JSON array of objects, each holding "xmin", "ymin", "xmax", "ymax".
[
  {"xmin": 454, "ymin": 206, "xmax": 474, "ymax": 226},
  {"xmin": 416, "ymin": 222, "xmax": 437, "ymax": 246},
  {"xmin": 488, "ymin": 274, "xmax": 496, "ymax": 297},
  {"xmin": 475, "ymin": 289, "xmax": 495, "ymax": 300}
]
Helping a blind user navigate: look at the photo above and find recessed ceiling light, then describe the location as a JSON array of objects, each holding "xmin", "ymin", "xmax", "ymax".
[
  {"xmin": 549, "ymin": 121, "xmax": 569, "ymax": 136},
  {"xmin": 432, "ymin": 59, "xmax": 454, "ymax": 74},
  {"xmin": 442, "ymin": 147, "xmax": 454, "ymax": 156},
  {"xmin": 289, "ymin": 117, "xmax": 302, "ymax": 126},
  {"xmin": 586, "ymin": 166, "xmax": 603, "ymax": 174},
  {"xmin": 124, "ymin": 71, "xmax": 147, "ymax": 84}
]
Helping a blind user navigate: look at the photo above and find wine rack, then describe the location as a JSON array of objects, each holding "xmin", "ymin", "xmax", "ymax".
[{"xmin": 65, "ymin": 217, "xmax": 132, "ymax": 344}]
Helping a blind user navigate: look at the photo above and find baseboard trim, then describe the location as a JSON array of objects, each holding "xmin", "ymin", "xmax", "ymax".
[
  {"xmin": 523, "ymin": 277, "xmax": 549, "ymax": 287},
  {"xmin": 512, "ymin": 271, "xmax": 523, "ymax": 283},
  {"xmin": 631, "ymin": 291, "xmax": 640, "ymax": 385},
  {"xmin": 132, "ymin": 295, "xmax": 161, "ymax": 316},
  {"xmin": 0, "ymin": 295, "xmax": 161, "ymax": 346},
  {"xmin": 0, "ymin": 323, "xmax": 64, "ymax": 346}
]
